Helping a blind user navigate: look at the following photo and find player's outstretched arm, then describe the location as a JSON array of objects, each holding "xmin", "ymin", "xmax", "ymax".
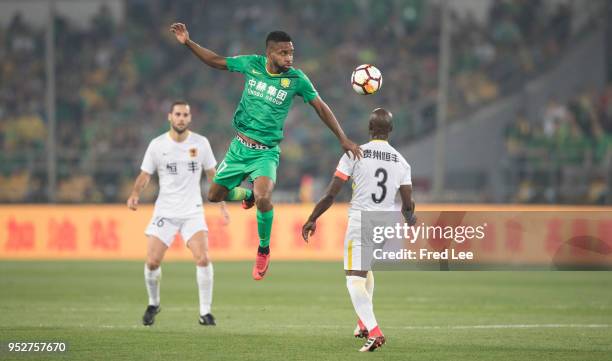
[
  {"xmin": 127, "ymin": 171, "xmax": 151, "ymax": 211},
  {"xmin": 170, "ymin": 23, "xmax": 228, "ymax": 70},
  {"xmin": 399, "ymin": 185, "xmax": 416, "ymax": 225},
  {"xmin": 309, "ymin": 96, "xmax": 362, "ymax": 160},
  {"xmin": 302, "ymin": 175, "xmax": 346, "ymax": 242}
]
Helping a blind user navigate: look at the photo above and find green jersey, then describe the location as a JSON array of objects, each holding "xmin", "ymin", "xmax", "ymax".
[{"xmin": 226, "ymin": 55, "xmax": 318, "ymax": 146}]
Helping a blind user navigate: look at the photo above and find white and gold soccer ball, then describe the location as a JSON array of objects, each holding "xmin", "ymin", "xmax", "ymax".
[{"xmin": 351, "ymin": 64, "xmax": 382, "ymax": 95}]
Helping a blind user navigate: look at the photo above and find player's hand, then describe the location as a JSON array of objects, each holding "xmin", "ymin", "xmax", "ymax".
[
  {"xmin": 170, "ymin": 23, "xmax": 190, "ymax": 44},
  {"xmin": 341, "ymin": 137, "xmax": 362, "ymax": 160},
  {"xmin": 127, "ymin": 194, "xmax": 139, "ymax": 211},
  {"xmin": 302, "ymin": 220, "xmax": 317, "ymax": 243},
  {"xmin": 220, "ymin": 203, "xmax": 230, "ymax": 225}
]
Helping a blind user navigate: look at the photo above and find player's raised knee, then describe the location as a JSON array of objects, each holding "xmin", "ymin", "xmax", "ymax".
[
  {"xmin": 207, "ymin": 193, "xmax": 220, "ymax": 203},
  {"xmin": 207, "ymin": 189, "xmax": 224, "ymax": 203},
  {"xmin": 207, "ymin": 183, "xmax": 229, "ymax": 203}
]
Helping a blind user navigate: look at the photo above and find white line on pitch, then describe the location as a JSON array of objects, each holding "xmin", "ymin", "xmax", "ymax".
[
  {"xmin": 280, "ymin": 324, "xmax": 611, "ymax": 330},
  {"xmin": 394, "ymin": 324, "xmax": 611, "ymax": 330},
  {"xmin": 29, "ymin": 323, "xmax": 611, "ymax": 330}
]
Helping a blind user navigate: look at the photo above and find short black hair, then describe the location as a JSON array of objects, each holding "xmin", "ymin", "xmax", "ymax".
[
  {"xmin": 369, "ymin": 108, "xmax": 393, "ymax": 136},
  {"xmin": 169, "ymin": 100, "xmax": 189, "ymax": 113},
  {"xmin": 266, "ymin": 31, "xmax": 292, "ymax": 47}
]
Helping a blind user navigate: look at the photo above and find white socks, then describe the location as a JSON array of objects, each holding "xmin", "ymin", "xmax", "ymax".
[
  {"xmin": 197, "ymin": 263, "xmax": 214, "ymax": 316},
  {"xmin": 346, "ymin": 275, "xmax": 378, "ymax": 331},
  {"xmin": 144, "ymin": 264, "xmax": 161, "ymax": 306},
  {"xmin": 365, "ymin": 271, "xmax": 374, "ymax": 302},
  {"xmin": 144, "ymin": 263, "xmax": 214, "ymax": 315}
]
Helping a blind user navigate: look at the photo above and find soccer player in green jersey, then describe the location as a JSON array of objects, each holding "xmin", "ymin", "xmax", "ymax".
[{"xmin": 170, "ymin": 23, "xmax": 362, "ymax": 280}]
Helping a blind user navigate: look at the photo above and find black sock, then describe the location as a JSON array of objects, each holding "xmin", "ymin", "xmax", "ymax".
[{"xmin": 258, "ymin": 246, "xmax": 270, "ymax": 254}]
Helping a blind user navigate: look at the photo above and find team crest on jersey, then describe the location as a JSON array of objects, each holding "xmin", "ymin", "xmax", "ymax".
[
  {"xmin": 280, "ymin": 78, "xmax": 291, "ymax": 88},
  {"xmin": 189, "ymin": 148, "xmax": 198, "ymax": 158}
]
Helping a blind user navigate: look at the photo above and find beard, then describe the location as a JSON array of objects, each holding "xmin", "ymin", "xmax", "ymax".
[
  {"xmin": 172, "ymin": 124, "xmax": 188, "ymax": 134},
  {"xmin": 272, "ymin": 59, "xmax": 290, "ymax": 73}
]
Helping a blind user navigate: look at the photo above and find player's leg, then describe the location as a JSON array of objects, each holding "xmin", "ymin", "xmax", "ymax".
[
  {"xmin": 208, "ymin": 140, "xmax": 254, "ymax": 207},
  {"xmin": 184, "ymin": 227, "xmax": 216, "ymax": 326},
  {"xmin": 230, "ymin": 186, "xmax": 255, "ymax": 209},
  {"xmin": 143, "ymin": 235, "xmax": 168, "ymax": 326},
  {"xmin": 251, "ymin": 175, "xmax": 274, "ymax": 280},
  {"xmin": 343, "ymin": 215, "xmax": 385, "ymax": 351},
  {"xmin": 142, "ymin": 217, "xmax": 177, "ymax": 326},
  {"xmin": 145, "ymin": 235, "xmax": 167, "ymax": 305},
  {"xmin": 207, "ymin": 182, "xmax": 230, "ymax": 202},
  {"xmin": 209, "ymin": 181, "xmax": 254, "ymax": 208},
  {"xmin": 346, "ymin": 270, "xmax": 385, "ymax": 352},
  {"xmin": 366, "ymin": 270, "xmax": 375, "ymax": 303},
  {"xmin": 353, "ymin": 271, "xmax": 374, "ymax": 338},
  {"xmin": 247, "ymin": 146, "xmax": 279, "ymax": 280}
]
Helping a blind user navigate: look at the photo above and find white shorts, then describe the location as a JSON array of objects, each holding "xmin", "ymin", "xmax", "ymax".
[
  {"xmin": 343, "ymin": 212, "xmax": 373, "ymax": 271},
  {"xmin": 145, "ymin": 215, "xmax": 208, "ymax": 247}
]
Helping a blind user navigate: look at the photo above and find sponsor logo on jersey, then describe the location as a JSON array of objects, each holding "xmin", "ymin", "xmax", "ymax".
[
  {"xmin": 363, "ymin": 149, "xmax": 399, "ymax": 163},
  {"xmin": 166, "ymin": 163, "xmax": 178, "ymax": 175},
  {"xmin": 247, "ymin": 79, "xmax": 288, "ymax": 105},
  {"xmin": 280, "ymin": 78, "xmax": 291, "ymax": 88}
]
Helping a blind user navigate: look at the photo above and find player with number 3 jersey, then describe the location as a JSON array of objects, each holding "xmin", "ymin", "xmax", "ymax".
[{"xmin": 302, "ymin": 108, "xmax": 415, "ymax": 352}]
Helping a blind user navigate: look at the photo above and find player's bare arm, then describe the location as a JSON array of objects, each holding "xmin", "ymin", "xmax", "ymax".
[
  {"xmin": 205, "ymin": 168, "xmax": 230, "ymax": 225},
  {"xmin": 127, "ymin": 171, "xmax": 151, "ymax": 211},
  {"xmin": 399, "ymin": 184, "xmax": 416, "ymax": 225},
  {"xmin": 309, "ymin": 96, "xmax": 362, "ymax": 160},
  {"xmin": 170, "ymin": 23, "xmax": 228, "ymax": 70},
  {"xmin": 302, "ymin": 175, "xmax": 346, "ymax": 242}
]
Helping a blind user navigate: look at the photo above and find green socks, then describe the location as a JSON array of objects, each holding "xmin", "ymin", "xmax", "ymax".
[
  {"xmin": 225, "ymin": 187, "xmax": 253, "ymax": 202},
  {"xmin": 256, "ymin": 208, "xmax": 274, "ymax": 248},
  {"xmin": 225, "ymin": 188, "xmax": 271, "ymax": 248}
]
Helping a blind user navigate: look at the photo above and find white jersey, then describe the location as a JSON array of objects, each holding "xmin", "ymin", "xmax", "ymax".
[
  {"xmin": 335, "ymin": 140, "xmax": 411, "ymax": 214},
  {"xmin": 140, "ymin": 131, "xmax": 217, "ymax": 218}
]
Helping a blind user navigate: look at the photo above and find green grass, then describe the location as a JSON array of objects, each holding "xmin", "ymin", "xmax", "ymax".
[{"xmin": 0, "ymin": 261, "xmax": 611, "ymax": 360}]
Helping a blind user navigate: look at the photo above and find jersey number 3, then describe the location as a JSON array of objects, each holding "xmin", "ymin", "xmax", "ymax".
[{"xmin": 371, "ymin": 168, "xmax": 388, "ymax": 204}]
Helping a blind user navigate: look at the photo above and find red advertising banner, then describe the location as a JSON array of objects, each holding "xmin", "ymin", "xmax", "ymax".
[
  {"xmin": 1, "ymin": 204, "xmax": 611, "ymax": 264},
  {"xmin": 0, "ymin": 204, "xmax": 347, "ymax": 260}
]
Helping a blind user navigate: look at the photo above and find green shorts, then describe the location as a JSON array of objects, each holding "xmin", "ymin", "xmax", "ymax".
[{"xmin": 213, "ymin": 138, "xmax": 280, "ymax": 189}]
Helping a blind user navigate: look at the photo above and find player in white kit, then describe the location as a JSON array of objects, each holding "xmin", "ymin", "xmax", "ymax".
[
  {"xmin": 302, "ymin": 108, "xmax": 415, "ymax": 352},
  {"xmin": 127, "ymin": 101, "xmax": 229, "ymax": 326}
]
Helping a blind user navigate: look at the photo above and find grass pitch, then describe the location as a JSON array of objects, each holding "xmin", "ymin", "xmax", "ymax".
[{"xmin": 0, "ymin": 261, "xmax": 611, "ymax": 360}]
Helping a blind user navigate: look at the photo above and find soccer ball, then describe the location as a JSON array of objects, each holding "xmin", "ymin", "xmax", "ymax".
[{"xmin": 351, "ymin": 64, "xmax": 382, "ymax": 95}]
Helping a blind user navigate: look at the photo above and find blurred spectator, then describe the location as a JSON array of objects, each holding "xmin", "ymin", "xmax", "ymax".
[
  {"xmin": 299, "ymin": 175, "xmax": 314, "ymax": 203},
  {"xmin": 505, "ymin": 83, "xmax": 612, "ymax": 203},
  {"xmin": 543, "ymin": 99, "xmax": 568, "ymax": 138}
]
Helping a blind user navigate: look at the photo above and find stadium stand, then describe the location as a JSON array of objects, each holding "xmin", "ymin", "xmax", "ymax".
[{"xmin": 0, "ymin": 0, "xmax": 608, "ymax": 203}]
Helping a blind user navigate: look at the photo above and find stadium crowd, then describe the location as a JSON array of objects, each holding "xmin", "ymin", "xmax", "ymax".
[
  {"xmin": 0, "ymin": 0, "xmax": 602, "ymax": 203},
  {"xmin": 505, "ymin": 83, "xmax": 612, "ymax": 204}
]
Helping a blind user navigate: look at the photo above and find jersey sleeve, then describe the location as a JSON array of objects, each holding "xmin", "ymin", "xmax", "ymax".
[
  {"xmin": 140, "ymin": 141, "xmax": 157, "ymax": 174},
  {"xmin": 201, "ymin": 138, "xmax": 217, "ymax": 171},
  {"xmin": 335, "ymin": 153, "xmax": 355, "ymax": 181},
  {"xmin": 226, "ymin": 54, "xmax": 257, "ymax": 73},
  {"xmin": 400, "ymin": 162, "xmax": 412, "ymax": 186},
  {"xmin": 296, "ymin": 71, "xmax": 318, "ymax": 103}
]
